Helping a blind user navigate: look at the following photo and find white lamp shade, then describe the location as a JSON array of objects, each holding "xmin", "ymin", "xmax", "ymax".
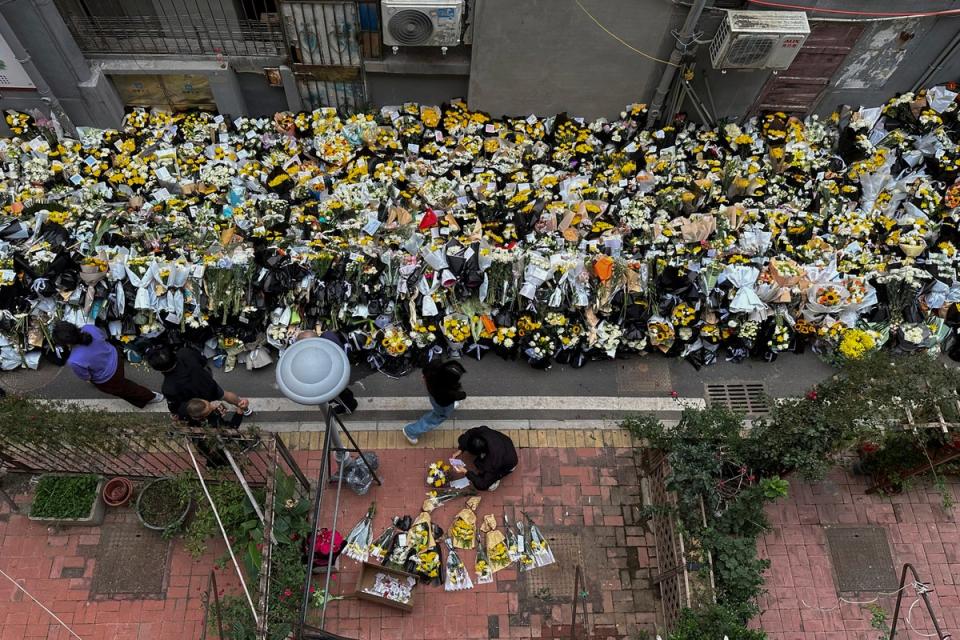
[{"xmin": 276, "ymin": 337, "xmax": 350, "ymax": 405}]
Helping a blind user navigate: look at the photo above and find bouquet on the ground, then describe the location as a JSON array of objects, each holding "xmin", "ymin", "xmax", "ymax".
[
  {"xmin": 384, "ymin": 515, "xmax": 414, "ymax": 570},
  {"xmin": 422, "ymin": 487, "xmax": 477, "ymax": 512},
  {"xmin": 516, "ymin": 519, "xmax": 536, "ymax": 572},
  {"xmin": 525, "ymin": 513, "xmax": 556, "ymax": 568},
  {"xmin": 444, "ymin": 538, "xmax": 474, "ymax": 591},
  {"xmin": 426, "ymin": 459, "xmax": 451, "ymax": 487},
  {"xmin": 503, "ymin": 512, "xmax": 522, "ymax": 562},
  {"xmin": 475, "ymin": 529, "xmax": 494, "ymax": 584},
  {"xmin": 368, "ymin": 520, "xmax": 397, "ymax": 562},
  {"xmin": 451, "ymin": 507, "xmax": 477, "ymax": 549},
  {"xmin": 343, "ymin": 502, "xmax": 376, "ymax": 562}
]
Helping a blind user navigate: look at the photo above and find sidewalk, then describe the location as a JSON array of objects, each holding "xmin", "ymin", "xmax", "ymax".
[
  {"xmin": 0, "ymin": 429, "xmax": 656, "ymax": 640},
  {"xmin": 756, "ymin": 468, "xmax": 960, "ymax": 639}
]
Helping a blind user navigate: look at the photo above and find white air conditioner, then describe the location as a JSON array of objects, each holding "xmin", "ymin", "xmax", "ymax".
[
  {"xmin": 709, "ymin": 10, "xmax": 810, "ymax": 70},
  {"xmin": 381, "ymin": 0, "xmax": 463, "ymax": 48}
]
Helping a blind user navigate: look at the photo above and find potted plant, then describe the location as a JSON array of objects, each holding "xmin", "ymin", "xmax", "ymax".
[
  {"xmin": 102, "ymin": 477, "xmax": 134, "ymax": 508},
  {"xmin": 135, "ymin": 477, "xmax": 192, "ymax": 532},
  {"xmin": 29, "ymin": 474, "xmax": 105, "ymax": 526}
]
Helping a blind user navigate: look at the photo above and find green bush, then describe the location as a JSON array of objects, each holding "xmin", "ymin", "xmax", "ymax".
[{"xmin": 30, "ymin": 474, "xmax": 100, "ymax": 519}]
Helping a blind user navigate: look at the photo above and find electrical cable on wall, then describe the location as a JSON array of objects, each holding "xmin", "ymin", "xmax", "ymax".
[
  {"xmin": 747, "ymin": 0, "xmax": 960, "ymax": 18},
  {"xmin": 574, "ymin": 0, "xmax": 680, "ymax": 66}
]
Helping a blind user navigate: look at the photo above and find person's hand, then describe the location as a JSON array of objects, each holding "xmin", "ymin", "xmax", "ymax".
[
  {"xmin": 237, "ymin": 398, "xmax": 250, "ymax": 410},
  {"xmin": 213, "ymin": 401, "xmax": 228, "ymax": 415}
]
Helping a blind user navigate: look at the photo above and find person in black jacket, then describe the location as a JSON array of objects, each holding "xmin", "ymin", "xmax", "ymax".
[
  {"xmin": 145, "ymin": 345, "xmax": 250, "ymax": 420},
  {"xmin": 402, "ymin": 359, "xmax": 466, "ymax": 445},
  {"xmin": 453, "ymin": 426, "xmax": 518, "ymax": 491}
]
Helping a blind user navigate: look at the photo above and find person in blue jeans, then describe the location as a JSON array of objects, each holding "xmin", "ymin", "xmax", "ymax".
[{"xmin": 403, "ymin": 359, "xmax": 466, "ymax": 445}]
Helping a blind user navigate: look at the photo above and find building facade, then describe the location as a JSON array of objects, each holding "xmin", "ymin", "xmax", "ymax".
[{"xmin": 1, "ymin": 0, "xmax": 959, "ymax": 133}]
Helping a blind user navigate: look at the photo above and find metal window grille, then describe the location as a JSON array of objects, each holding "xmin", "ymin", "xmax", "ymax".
[{"xmin": 58, "ymin": 0, "xmax": 286, "ymax": 57}]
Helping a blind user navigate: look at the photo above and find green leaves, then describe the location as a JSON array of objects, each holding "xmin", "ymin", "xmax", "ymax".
[{"xmin": 29, "ymin": 474, "xmax": 100, "ymax": 519}]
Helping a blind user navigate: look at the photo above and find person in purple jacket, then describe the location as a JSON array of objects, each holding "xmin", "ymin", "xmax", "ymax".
[{"xmin": 52, "ymin": 321, "xmax": 163, "ymax": 408}]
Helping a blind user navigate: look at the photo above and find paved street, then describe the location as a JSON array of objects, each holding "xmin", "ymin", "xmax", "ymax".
[{"xmin": 0, "ymin": 352, "xmax": 836, "ymax": 428}]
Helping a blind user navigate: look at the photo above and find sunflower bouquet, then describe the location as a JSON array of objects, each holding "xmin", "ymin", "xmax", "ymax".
[
  {"xmin": 475, "ymin": 529, "xmax": 494, "ymax": 584},
  {"xmin": 381, "ymin": 325, "xmax": 413, "ymax": 356}
]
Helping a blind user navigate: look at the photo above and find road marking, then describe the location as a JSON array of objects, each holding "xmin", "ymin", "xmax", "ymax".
[{"xmin": 47, "ymin": 395, "xmax": 701, "ymax": 413}]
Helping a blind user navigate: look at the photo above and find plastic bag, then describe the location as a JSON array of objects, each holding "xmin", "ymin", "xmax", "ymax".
[{"xmin": 342, "ymin": 453, "xmax": 380, "ymax": 496}]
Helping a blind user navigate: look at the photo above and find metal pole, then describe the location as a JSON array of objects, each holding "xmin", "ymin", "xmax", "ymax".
[
  {"xmin": 889, "ymin": 563, "xmax": 951, "ymax": 640},
  {"xmin": 298, "ymin": 417, "xmax": 333, "ymax": 638},
  {"xmin": 648, "ymin": 0, "xmax": 709, "ymax": 124}
]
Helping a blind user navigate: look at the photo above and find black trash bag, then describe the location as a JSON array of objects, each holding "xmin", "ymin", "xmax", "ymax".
[{"xmin": 342, "ymin": 452, "xmax": 380, "ymax": 496}]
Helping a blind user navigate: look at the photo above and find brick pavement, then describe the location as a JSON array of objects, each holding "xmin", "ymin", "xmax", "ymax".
[
  {"xmin": 300, "ymin": 441, "xmax": 658, "ymax": 640},
  {"xmin": 0, "ymin": 430, "xmax": 657, "ymax": 640},
  {"xmin": 756, "ymin": 467, "xmax": 960, "ymax": 640}
]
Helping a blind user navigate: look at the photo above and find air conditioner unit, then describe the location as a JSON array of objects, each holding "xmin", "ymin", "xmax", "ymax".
[
  {"xmin": 709, "ymin": 10, "xmax": 810, "ymax": 70},
  {"xmin": 381, "ymin": 0, "xmax": 463, "ymax": 48}
]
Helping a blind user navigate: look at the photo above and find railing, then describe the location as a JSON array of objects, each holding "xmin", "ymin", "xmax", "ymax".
[
  {"xmin": 201, "ymin": 570, "xmax": 226, "ymax": 640},
  {"xmin": 67, "ymin": 14, "xmax": 285, "ymax": 57},
  {"xmin": 0, "ymin": 423, "xmax": 273, "ymax": 485}
]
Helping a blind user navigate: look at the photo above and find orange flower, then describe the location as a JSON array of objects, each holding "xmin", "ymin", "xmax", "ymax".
[{"xmin": 594, "ymin": 256, "xmax": 614, "ymax": 282}]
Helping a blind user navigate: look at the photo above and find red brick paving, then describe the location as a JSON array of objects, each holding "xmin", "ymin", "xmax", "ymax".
[
  {"xmin": 305, "ymin": 446, "xmax": 658, "ymax": 640},
  {"xmin": 756, "ymin": 467, "xmax": 960, "ymax": 640},
  {"xmin": 0, "ymin": 444, "xmax": 657, "ymax": 639}
]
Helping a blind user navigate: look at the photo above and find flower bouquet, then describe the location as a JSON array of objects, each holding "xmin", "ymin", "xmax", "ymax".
[
  {"xmin": 485, "ymin": 529, "xmax": 512, "ymax": 574},
  {"xmin": 343, "ymin": 502, "xmax": 376, "ymax": 562},
  {"xmin": 475, "ymin": 529, "xmax": 494, "ymax": 584},
  {"xmin": 450, "ymin": 507, "xmax": 476, "ymax": 549},
  {"xmin": 422, "ymin": 487, "xmax": 476, "ymax": 512},
  {"xmin": 515, "ymin": 520, "xmax": 536, "ymax": 572},
  {"xmin": 426, "ymin": 460, "xmax": 451, "ymax": 488},
  {"xmin": 503, "ymin": 512, "xmax": 522, "ymax": 562},
  {"xmin": 441, "ymin": 313, "xmax": 470, "ymax": 357},
  {"xmin": 524, "ymin": 513, "xmax": 556, "ymax": 568},
  {"xmin": 443, "ymin": 538, "xmax": 474, "ymax": 591},
  {"xmin": 369, "ymin": 522, "xmax": 397, "ymax": 563}
]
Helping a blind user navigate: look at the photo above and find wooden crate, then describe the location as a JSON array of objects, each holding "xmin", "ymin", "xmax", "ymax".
[{"xmin": 354, "ymin": 562, "xmax": 419, "ymax": 612}]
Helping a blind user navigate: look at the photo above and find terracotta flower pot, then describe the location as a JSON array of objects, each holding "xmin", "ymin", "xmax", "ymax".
[{"xmin": 102, "ymin": 477, "xmax": 134, "ymax": 508}]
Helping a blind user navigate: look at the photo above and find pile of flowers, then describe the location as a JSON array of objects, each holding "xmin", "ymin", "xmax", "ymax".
[{"xmin": 2, "ymin": 83, "xmax": 960, "ymax": 372}]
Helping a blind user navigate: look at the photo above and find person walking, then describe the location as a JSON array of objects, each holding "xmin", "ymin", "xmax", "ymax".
[
  {"xmin": 145, "ymin": 344, "xmax": 250, "ymax": 420},
  {"xmin": 402, "ymin": 359, "xmax": 466, "ymax": 445},
  {"xmin": 451, "ymin": 425, "xmax": 518, "ymax": 491},
  {"xmin": 53, "ymin": 321, "xmax": 163, "ymax": 408}
]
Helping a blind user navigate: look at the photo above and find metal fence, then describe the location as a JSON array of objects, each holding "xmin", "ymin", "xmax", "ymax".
[
  {"xmin": 643, "ymin": 450, "xmax": 715, "ymax": 630},
  {"xmin": 67, "ymin": 14, "xmax": 286, "ymax": 57},
  {"xmin": 0, "ymin": 423, "xmax": 275, "ymax": 485}
]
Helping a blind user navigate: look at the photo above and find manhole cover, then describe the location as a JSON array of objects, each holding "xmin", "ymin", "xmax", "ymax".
[
  {"xmin": 705, "ymin": 382, "xmax": 769, "ymax": 415},
  {"xmin": 825, "ymin": 526, "xmax": 898, "ymax": 593},
  {"xmin": 90, "ymin": 518, "xmax": 170, "ymax": 599},
  {"xmin": 523, "ymin": 531, "xmax": 583, "ymax": 600}
]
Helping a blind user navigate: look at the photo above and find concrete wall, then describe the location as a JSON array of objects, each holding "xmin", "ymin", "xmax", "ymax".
[
  {"xmin": 367, "ymin": 73, "xmax": 469, "ymax": 108},
  {"xmin": 0, "ymin": 0, "xmax": 123, "ymax": 128},
  {"xmin": 238, "ymin": 71, "xmax": 288, "ymax": 116},
  {"xmin": 467, "ymin": 0, "xmax": 686, "ymax": 120},
  {"xmin": 467, "ymin": 0, "xmax": 960, "ymax": 123}
]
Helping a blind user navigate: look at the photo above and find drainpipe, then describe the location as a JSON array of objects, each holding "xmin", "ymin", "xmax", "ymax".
[
  {"xmin": 0, "ymin": 11, "xmax": 76, "ymax": 136},
  {"xmin": 648, "ymin": 0, "xmax": 709, "ymax": 124}
]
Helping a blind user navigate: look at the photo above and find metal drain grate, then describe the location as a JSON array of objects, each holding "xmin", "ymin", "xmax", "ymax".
[
  {"xmin": 523, "ymin": 531, "xmax": 583, "ymax": 600},
  {"xmin": 825, "ymin": 526, "xmax": 899, "ymax": 593},
  {"xmin": 705, "ymin": 382, "xmax": 769, "ymax": 415}
]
